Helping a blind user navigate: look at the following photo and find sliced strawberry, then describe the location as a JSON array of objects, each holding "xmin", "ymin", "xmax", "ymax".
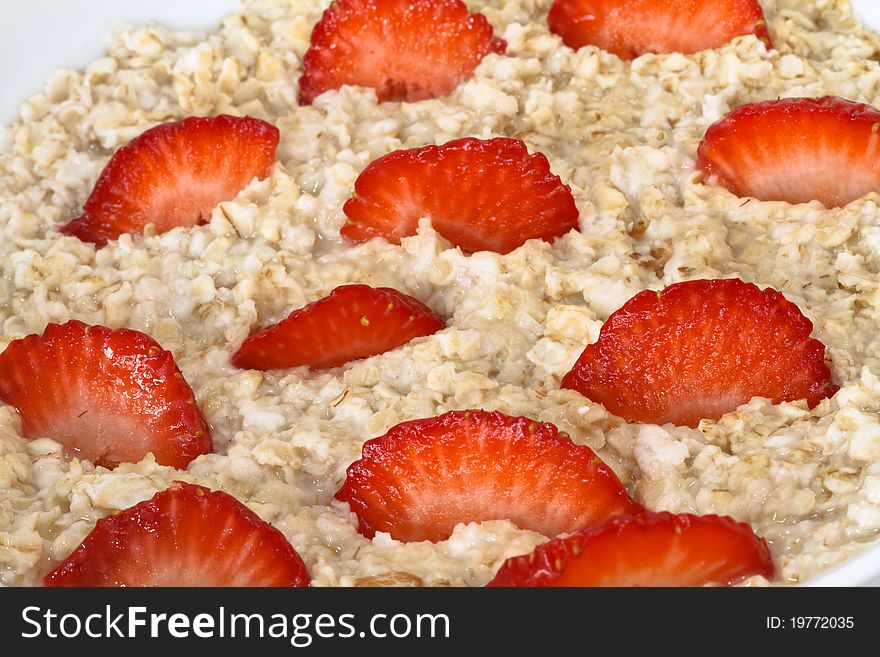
[
  {"xmin": 60, "ymin": 115, "xmax": 279, "ymax": 246},
  {"xmin": 298, "ymin": 0, "xmax": 505, "ymax": 104},
  {"xmin": 232, "ymin": 284, "xmax": 444, "ymax": 370},
  {"xmin": 487, "ymin": 511, "xmax": 774, "ymax": 587},
  {"xmin": 44, "ymin": 481, "xmax": 310, "ymax": 587},
  {"xmin": 335, "ymin": 410, "xmax": 641, "ymax": 543},
  {"xmin": 548, "ymin": 0, "xmax": 771, "ymax": 59},
  {"xmin": 697, "ymin": 96, "xmax": 880, "ymax": 207},
  {"xmin": 561, "ymin": 279, "xmax": 837, "ymax": 427},
  {"xmin": 0, "ymin": 320, "xmax": 212, "ymax": 469},
  {"xmin": 342, "ymin": 137, "xmax": 579, "ymax": 254}
]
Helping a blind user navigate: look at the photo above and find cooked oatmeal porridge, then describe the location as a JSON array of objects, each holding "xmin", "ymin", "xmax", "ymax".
[{"xmin": 3, "ymin": 0, "xmax": 880, "ymax": 586}]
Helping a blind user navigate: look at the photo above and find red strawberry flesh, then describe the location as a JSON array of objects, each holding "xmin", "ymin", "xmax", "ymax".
[
  {"xmin": 0, "ymin": 320, "xmax": 212, "ymax": 469},
  {"xmin": 342, "ymin": 137, "xmax": 580, "ymax": 254},
  {"xmin": 697, "ymin": 96, "xmax": 880, "ymax": 207},
  {"xmin": 299, "ymin": 0, "xmax": 505, "ymax": 104},
  {"xmin": 60, "ymin": 115, "xmax": 279, "ymax": 246},
  {"xmin": 335, "ymin": 410, "xmax": 641, "ymax": 542},
  {"xmin": 487, "ymin": 511, "xmax": 775, "ymax": 586},
  {"xmin": 44, "ymin": 481, "xmax": 310, "ymax": 587},
  {"xmin": 547, "ymin": 0, "xmax": 771, "ymax": 59},
  {"xmin": 561, "ymin": 279, "xmax": 837, "ymax": 427},
  {"xmin": 232, "ymin": 284, "xmax": 444, "ymax": 370}
]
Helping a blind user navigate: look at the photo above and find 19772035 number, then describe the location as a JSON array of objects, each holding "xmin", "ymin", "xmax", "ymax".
[{"xmin": 766, "ymin": 617, "xmax": 854, "ymax": 629}]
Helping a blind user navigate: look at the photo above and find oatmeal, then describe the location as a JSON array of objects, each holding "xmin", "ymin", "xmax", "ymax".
[{"xmin": 3, "ymin": 0, "xmax": 880, "ymax": 586}]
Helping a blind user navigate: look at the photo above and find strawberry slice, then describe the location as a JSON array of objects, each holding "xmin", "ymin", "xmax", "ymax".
[
  {"xmin": 697, "ymin": 96, "xmax": 880, "ymax": 207},
  {"xmin": 60, "ymin": 115, "xmax": 279, "ymax": 246},
  {"xmin": 561, "ymin": 279, "xmax": 837, "ymax": 427},
  {"xmin": 298, "ymin": 0, "xmax": 506, "ymax": 104},
  {"xmin": 44, "ymin": 481, "xmax": 311, "ymax": 587},
  {"xmin": 232, "ymin": 284, "xmax": 444, "ymax": 370},
  {"xmin": 334, "ymin": 410, "xmax": 641, "ymax": 542},
  {"xmin": 0, "ymin": 320, "xmax": 212, "ymax": 469},
  {"xmin": 487, "ymin": 511, "xmax": 774, "ymax": 586},
  {"xmin": 342, "ymin": 137, "xmax": 580, "ymax": 254},
  {"xmin": 548, "ymin": 0, "xmax": 771, "ymax": 59}
]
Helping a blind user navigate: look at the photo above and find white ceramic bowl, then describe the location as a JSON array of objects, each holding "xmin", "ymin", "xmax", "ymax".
[
  {"xmin": 0, "ymin": 0, "xmax": 238, "ymax": 123},
  {"xmin": 2, "ymin": 0, "xmax": 880, "ymax": 587},
  {"xmin": 852, "ymin": 0, "xmax": 880, "ymax": 31}
]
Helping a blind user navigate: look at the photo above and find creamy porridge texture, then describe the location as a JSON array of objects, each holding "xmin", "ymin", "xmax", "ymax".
[{"xmin": 3, "ymin": 0, "xmax": 880, "ymax": 586}]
